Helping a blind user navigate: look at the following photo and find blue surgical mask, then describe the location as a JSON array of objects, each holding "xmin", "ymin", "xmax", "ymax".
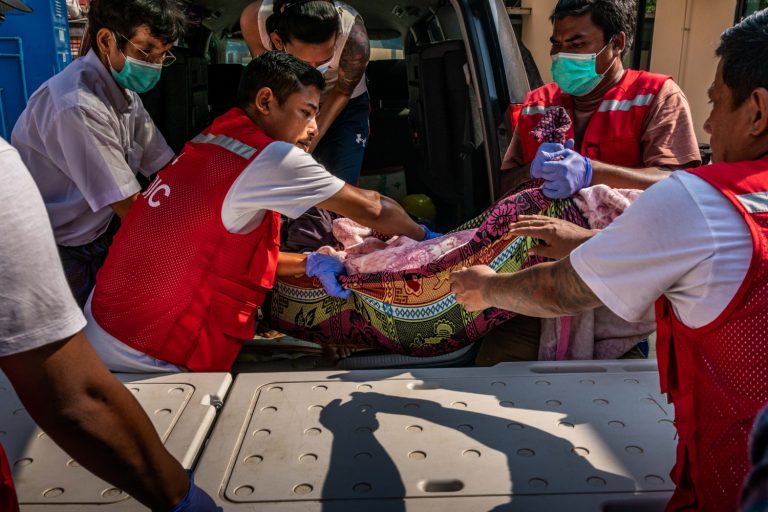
[
  {"xmin": 316, "ymin": 61, "xmax": 331, "ymax": 75},
  {"xmin": 551, "ymin": 44, "xmax": 611, "ymax": 97},
  {"xmin": 109, "ymin": 51, "xmax": 162, "ymax": 93}
]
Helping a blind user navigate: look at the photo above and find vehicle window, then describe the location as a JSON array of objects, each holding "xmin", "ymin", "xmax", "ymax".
[
  {"xmin": 738, "ymin": 0, "xmax": 768, "ymax": 19},
  {"xmin": 370, "ymin": 38, "xmax": 404, "ymax": 61},
  {"xmin": 225, "ymin": 39, "xmax": 253, "ymax": 65},
  {"xmin": 223, "ymin": 37, "xmax": 402, "ymax": 63},
  {"xmin": 627, "ymin": 0, "xmax": 656, "ymax": 71}
]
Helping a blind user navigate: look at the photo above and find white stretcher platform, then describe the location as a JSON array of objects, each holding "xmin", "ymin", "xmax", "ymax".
[
  {"xmin": 0, "ymin": 372, "xmax": 231, "ymax": 511},
  {"xmin": 0, "ymin": 361, "xmax": 676, "ymax": 511},
  {"xmin": 195, "ymin": 360, "xmax": 676, "ymax": 511}
]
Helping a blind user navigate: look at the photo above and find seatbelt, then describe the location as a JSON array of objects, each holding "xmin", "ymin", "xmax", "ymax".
[{"xmin": 459, "ymin": 63, "xmax": 483, "ymax": 219}]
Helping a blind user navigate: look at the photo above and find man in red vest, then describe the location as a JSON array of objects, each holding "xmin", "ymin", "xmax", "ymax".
[
  {"xmin": 85, "ymin": 51, "xmax": 435, "ymax": 373},
  {"xmin": 451, "ymin": 8, "xmax": 768, "ymax": 510},
  {"xmin": 503, "ymin": 0, "xmax": 701, "ymax": 194},
  {"xmin": 478, "ymin": 0, "xmax": 702, "ymax": 365}
]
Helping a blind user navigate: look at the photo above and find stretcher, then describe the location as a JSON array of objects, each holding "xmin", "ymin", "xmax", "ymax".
[{"xmin": 1, "ymin": 361, "xmax": 675, "ymax": 511}]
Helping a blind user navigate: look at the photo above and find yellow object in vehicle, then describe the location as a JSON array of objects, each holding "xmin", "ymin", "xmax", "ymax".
[{"xmin": 399, "ymin": 193, "xmax": 436, "ymax": 222}]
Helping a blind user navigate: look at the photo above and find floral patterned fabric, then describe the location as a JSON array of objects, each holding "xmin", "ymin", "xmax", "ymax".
[
  {"xmin": 267, "ymin": 188, "xmax": 586, "ymax": 356},
  {"xmin": 529, "ymin": 105, "xmax": 572, "ymax": 145}
]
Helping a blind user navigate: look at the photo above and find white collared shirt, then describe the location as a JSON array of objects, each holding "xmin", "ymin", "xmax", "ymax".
[{"xmin": 11, "ymin": 50, "xmax": 174, "ymax": 246}]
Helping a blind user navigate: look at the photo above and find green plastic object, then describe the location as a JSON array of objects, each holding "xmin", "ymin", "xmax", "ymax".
[{"xmin": 399, "ymin": 193, "xmax": 437, "ymax": 222}]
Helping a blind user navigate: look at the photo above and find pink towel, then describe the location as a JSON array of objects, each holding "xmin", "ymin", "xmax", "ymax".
[
  {"xmin": 542, "ymin": 185, "xmax": 652, "ymax": 360},
  {"xmin": 318, "ymin": 219, "xmax": 478, "ymax": 275}
]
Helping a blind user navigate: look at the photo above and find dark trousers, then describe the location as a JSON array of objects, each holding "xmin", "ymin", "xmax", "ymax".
[
  {"xmin": 58, "ymin": 217, "xmax": 120, "ymax": 308},
  {"xmin": 313, "ymin": 92, "xmax": 370, "ymax": 185}
]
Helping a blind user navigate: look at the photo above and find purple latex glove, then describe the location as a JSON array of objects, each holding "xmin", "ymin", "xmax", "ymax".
[
  {"xmin": 530, "ymin": 141, "xmax": 567, "ymax": 180},
  {"xmin": 306, "ymin": 252, "xmax": 352, "ymax": 299},
  {"xmin": 169, "ymin": 471, "xmax": 221, "ymax": 512},
  {"xmin": 537, "ymin": 139, "xmax": 593, "ymax": 199},
  {"xmin": 420, "ymin": 224, "xmax": 443, "ymax": 241}
]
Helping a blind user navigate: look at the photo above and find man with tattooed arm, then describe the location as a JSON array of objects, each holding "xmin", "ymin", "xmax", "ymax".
[
  {"xmin": 241, "ymin": 0, "xmax": 370, "ymax": 185},
  {"xmin": 452, "ymin": 10, "xmax": 768, "ymax": 512}
]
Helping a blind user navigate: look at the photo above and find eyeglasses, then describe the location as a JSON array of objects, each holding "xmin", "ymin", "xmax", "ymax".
[{"xmin": 116, "ymin": 32, "xmax": 176, "ymax": 67}]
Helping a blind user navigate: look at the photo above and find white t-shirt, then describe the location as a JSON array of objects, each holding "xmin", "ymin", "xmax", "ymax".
[
  {"xmin": 85, "ymin": 141, "xmax": 345, "ymax": 372},
  {"xmin": 0, "ymin": 138, "xmax": 86, "ymax": 357},
  {"xmin": 11, "ymin": 50, "xmax": 174, "ymax": 247},
  {"xmin": 571, "ymin": 171, "xmax": 752, "ymax": 328},
  {"xmin": 221, "ymin": 141, "xmax": 345, "ymax": 232}
]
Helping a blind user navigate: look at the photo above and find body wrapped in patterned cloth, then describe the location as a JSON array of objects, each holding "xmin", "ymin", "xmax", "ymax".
[
  {"xmin": 267, "ymin": 187, "xmax": 586, "ymax": 356},
  {"xmin": 267, "ymin": 106, "xmax": 651, "ymax": 358}
]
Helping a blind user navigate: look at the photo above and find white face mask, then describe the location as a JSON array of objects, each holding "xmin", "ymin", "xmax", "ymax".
[{"xmin": 316, "ymin": 61, "xmax": 331, "ymax": 75}]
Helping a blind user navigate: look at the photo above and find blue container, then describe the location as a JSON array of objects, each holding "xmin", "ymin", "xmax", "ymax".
[{"xmin": 0, "ymin": 0, "xmax": 70, "ymax": 138}]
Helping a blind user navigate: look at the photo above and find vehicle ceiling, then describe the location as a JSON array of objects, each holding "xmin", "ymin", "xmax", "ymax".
[{"xmin": 191, "ymin": 0, "xmax": 444, "ymax": 40}]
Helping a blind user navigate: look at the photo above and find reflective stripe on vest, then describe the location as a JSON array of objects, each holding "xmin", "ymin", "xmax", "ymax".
[
  {"xmin": 737, "ymin": 191, "xmax": 768, "ymax": 214},
  {"xmin": 517, "ymin": 71, "xmax": 670, "ymax": 166},
  {"xmin": 92, "ymin": 108, "xmax": 280, "ymax": 372},
  {"xmin": 597, "ymin": 93, "xmax": 655, "ymax": 112},
  {"xmin": 521, "ymin": 105, "xmax": 563, "ymax": 116},
  {"xmin": 191, "ymin": 133, "xmax": 258, "ymax": 160},
  {"xmin": 655, "ymin": 160, "xmax": 768, "ymax": 512}
]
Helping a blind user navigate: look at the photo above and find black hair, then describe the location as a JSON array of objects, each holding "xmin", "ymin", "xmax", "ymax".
[
  {"xmin": 237, "ymin": 51, "xmax": 325, "ymax": 109},
  {"xmin": 266, "ymin": 0, "xmax": 339, "ymax": 45},
  {"xmin": 551, "ymin": 0, "xmax": 636, "ymax": 56},
  {"xmin": 716, "ymin": 8, "xmax": 768, "ymax": 108},
  {"xmin": 88, "ymin": 0, "xmax": 186, "ymax": 53}
]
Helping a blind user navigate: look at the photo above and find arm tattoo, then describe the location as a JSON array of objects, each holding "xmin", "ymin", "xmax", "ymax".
[
  {"xmin": 483, "ymin": 263, "xmax": 544, "ymax": 316},
  {"xmin": 337, "ymin": 16, "xmax": 370, "ymax": 96},
  {"xmin": 550, "ymin": 257, "xmax": 602, "ymax": 314},
  {"xmin": 484, "ymin": 257, "xmax": 601, "ymax": 317}
]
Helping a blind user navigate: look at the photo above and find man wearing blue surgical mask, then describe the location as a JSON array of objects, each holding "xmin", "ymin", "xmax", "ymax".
[
  {"xmin": 501, "ymin": 0, "xmax": 701, "ymax": 199},
  {"xmin": 11, "ymin": 0, "xmax": 183, "ymax": 307},
  {"xmin": 478, "ymin": 0, "xmax": 702, "ymax": 365}
]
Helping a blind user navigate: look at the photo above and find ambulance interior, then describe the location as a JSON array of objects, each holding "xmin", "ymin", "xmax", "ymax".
[{"xmin": 139, "ymin": 0, "xmax": 530, "ymax": 231}]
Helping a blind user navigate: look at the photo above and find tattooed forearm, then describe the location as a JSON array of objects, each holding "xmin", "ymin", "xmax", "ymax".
[
  {"xmin": 551, "ymin": 257, "xmax": 603, "ymax": 313},
  {"xmin": 483, "ymin": 257, "xmax": 602, "ymax": 317},
  {"xmin": 337, "ymin": 16, "xmax": 370, "ymax": 96}
]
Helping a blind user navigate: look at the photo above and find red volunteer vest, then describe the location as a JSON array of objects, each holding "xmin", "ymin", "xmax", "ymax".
[
  {"xmin": 518, "ymin": 70, "xmax": 669, "ymax": 166},
  {"xmin": 655, "ymin": 159, "xmax": 768, "ymax": 511},
  {"xmin": 0, "ymin": 445, "xmax": 19, "ymax": 512},
  {"xmin": 92, "ymin": 108, "xmax": 281, "ymax": 372}
]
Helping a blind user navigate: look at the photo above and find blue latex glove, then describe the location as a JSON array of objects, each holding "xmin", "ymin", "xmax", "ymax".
[
  {"xmin": 170, "ymin": 471, "xmax": 221, "ymax": 511},
  {"xmin": 529, "ymin": 141, "xmax": 567, "ymax": 180},
  {"xmin": 306, "ymin": 252, "xmax": 352, "ymax": 299},
  {"xmin": 536, "ymin": 139, "xmax": 593, "ymax": 199},
  {"xmin": 420, "ymin": 224, "xmax": 443, "ymax": 241}
]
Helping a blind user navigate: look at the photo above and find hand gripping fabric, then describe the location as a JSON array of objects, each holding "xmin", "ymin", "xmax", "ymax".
[
  {"xmin": 266, "ymin": 186, "xmax": 586, "ymax": 357},
  {"xmin": 539, "ymin": 140, "xmax": 593, "ymax": 199},
  {"xmin": 306, "ymin": 252, "xmax": 353, "ymax": 299},
  {"xmin": 528, "ymin": 107, "xmax": 590, "ymax": 199},
  {"xmin": 420, "ymin": 224, "xmax": 443, "ymax": 241}
]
